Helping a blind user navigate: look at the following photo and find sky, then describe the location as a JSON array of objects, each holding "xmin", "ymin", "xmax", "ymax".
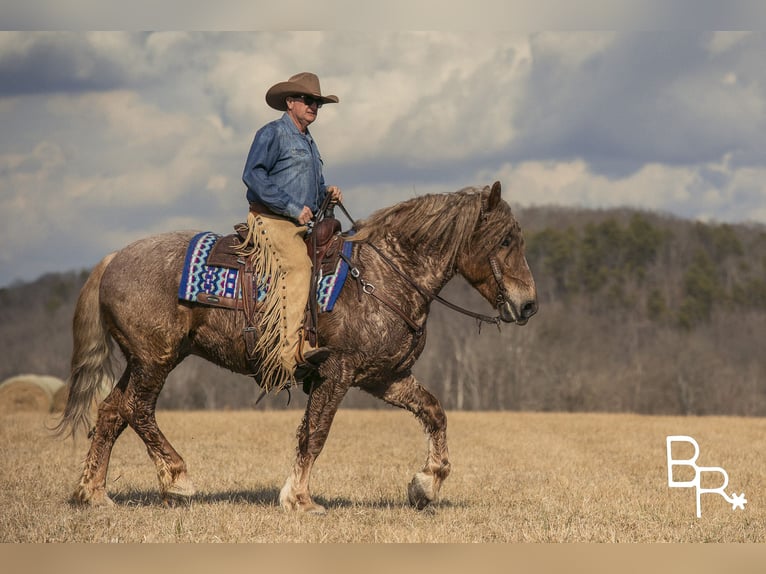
[{"xmin": 2, "ymin": 28, "xmax": 766, "ymax": 287}]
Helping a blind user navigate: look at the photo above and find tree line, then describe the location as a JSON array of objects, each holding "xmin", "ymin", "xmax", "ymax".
[{"xmin": 1, "ymin": 205, "xmax": 764, "ymax": 415}]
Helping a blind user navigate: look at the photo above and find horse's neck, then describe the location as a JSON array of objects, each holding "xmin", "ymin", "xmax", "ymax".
[
  {"xmin": 372, "ymin": 234, "xmax": 456, "ymax": 295},
  {"xmin": 354, "ymin": 195, "xmax": 477, "ymax": 294}
]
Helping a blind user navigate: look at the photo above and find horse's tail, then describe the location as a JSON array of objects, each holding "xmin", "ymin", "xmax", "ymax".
[{"xmin": 53, "ymin": 252, "xmax": 117, "ymax": 439}]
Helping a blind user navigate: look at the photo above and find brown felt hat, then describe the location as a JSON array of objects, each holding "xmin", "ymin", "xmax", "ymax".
[{"xmin": 265, "ymin": 72, "xmax": 339, "ymax": 111}]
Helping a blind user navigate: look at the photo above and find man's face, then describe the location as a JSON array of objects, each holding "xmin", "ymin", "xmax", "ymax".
[{"xmin": 286, "ymin": 94, "xmax": 321, "ymax": 131}]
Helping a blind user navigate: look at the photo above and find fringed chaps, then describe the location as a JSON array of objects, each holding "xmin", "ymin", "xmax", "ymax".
[{"xmin": 236, "ymin": 211, "xmax": 311, "ymax": 393}]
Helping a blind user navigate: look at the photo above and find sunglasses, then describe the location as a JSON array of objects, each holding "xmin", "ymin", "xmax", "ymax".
[{"xmin": 291, "ymin": 94, "xmax": 323, "ymax": 109}]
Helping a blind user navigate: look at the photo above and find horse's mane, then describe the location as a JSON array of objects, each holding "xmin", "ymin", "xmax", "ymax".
[{"xmin": 349, "ymin": 186, "xmax": 512, "ymax": 268}]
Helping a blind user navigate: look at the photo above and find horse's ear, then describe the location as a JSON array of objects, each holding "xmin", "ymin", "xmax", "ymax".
[{"xmin": 487, "ymin": 181, "xmax": 502, "ymax": 211}]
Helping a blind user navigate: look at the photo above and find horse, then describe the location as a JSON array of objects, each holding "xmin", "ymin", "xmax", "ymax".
[{"xmin": 55, "ymin": 181, "xmax": 538, "ymax": 513}]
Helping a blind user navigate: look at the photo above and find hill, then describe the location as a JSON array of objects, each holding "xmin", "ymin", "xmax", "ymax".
[{"xmin": 1, "ymin": 205, "xmax": 764, "ymax": 415}]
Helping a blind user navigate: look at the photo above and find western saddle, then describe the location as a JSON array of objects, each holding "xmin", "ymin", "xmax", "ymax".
[{"xmin": 198, "ymin": 210, "xmax": 346, "ymax": 375}]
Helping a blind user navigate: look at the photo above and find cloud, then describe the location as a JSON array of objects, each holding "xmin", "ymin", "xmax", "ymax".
[
  {"xmin": 511, "ymin": 32, "xmax": 766, "ymax": 177},
  {"xmin": 0, "ymin": 32, "xmax": 144, "ymax": 96},
  {"xmin": 708, "ymin": 31, "xmax": 752, "ymax": 55},
  {"xmin": 485, "ymin": 155, "xmax": 766, "ymax": 224},
  {"xmin": 207, "ymin": 32, "xmax": 532, "ymax": 167},
  {"xmin": 0, "ymin": 83, "xmax": 242, "ymax": 285},
  {"xmin": 1, "ymin": 30, "xmax": 766, "ymax": 288}
]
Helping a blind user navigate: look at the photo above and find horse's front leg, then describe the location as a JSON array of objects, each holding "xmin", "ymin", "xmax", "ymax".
[
  {"xmin": 279, "ymin": 374, "xmax": 348, "ymax": 514},
  {"xmin": 365, "ymin": 373, "xmax": 451, "ymax": 510}
]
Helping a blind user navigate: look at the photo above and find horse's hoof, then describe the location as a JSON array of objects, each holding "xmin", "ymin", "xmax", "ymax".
[
  {"xmin": 281, "ymin": 499, "xmax": 326, "ymax": 514},
  {"xmin": 72, "ymin": 487, "xmax": 115, "ymax": 507},
  {"xmin": 408, "ymin": 472, "xmax": 435, "ymax": 510},
  {"xmin": 91, "ymin": 494, "xmax": 115, "ymax": 507},
  {"xmin": 300, "ymin": 502, "xmax": 327, "ymax": 515},
  {"xmin": 280, "ymin": 494, "xmax": 327, "ymax": 514},
  {"xmin": 279, "ymin": 479, "xmax": 326, "ymax": 514},
  {"xmin": 166, "ymin": 474, "xmax": 196, "ymax": 498}
]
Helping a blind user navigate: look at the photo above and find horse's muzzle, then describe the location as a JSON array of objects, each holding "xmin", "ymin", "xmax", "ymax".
[{"xmin": 499, "ymin": 299, "xmax": 538, "ymax": 325}]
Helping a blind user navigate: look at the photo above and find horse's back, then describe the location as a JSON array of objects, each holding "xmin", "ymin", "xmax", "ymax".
[
  {"xmin": 98, "ymin": 231, "xmax": 198, "ymax": 344},
  {"xmin": 101, "ymin": 230, "xmax": 196, "ymax": 289}
]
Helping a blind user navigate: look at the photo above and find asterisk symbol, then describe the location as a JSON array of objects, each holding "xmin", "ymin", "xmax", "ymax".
[{"xmin": 730, "ymin": 492, "xmax": 747, "ymax": 511}]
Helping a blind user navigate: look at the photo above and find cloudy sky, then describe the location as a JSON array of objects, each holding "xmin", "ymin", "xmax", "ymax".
[{"xmin": 1, "ymin": 30, "xmax": 765, "ymax": 287}]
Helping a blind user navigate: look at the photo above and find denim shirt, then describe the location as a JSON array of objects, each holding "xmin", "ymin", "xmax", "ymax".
[{"xmin": 242, "ymin": 113, "xmax": 327, "ymax": 221}]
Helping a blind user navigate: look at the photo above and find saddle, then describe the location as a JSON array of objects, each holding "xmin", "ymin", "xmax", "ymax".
[
  {"xmin": 205, "ymin": 218, "xmax": 344, "ymax": 272},
  {"xmin": 305, "ymin": 216, "xmax": 344, "ymax": 346},
  {"xmin": 202, "ymin": 216, "xmax": 346, "ymax": 367}
]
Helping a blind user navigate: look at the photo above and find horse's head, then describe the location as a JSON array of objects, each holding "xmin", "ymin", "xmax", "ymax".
[{"xmin": 457, "ymin": 181, "xmax": 538, "ymax": 325}]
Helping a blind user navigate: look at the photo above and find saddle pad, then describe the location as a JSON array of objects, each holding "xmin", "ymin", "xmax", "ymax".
[{"xmin": 178, "ymin": 231, "xmax": 351, "ymax": 312}]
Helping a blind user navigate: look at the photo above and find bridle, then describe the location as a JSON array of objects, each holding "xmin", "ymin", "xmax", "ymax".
[
  {"xmin": 480, "ymin": 193, "xmax": 522, "ymax": 322},
  {"xmin": 359, "ymin": 241, "xmax": 504, "ymax": 328},
  {"xmin": 333, "ymin": 196, "xmax": 515, "ymax": 334}
]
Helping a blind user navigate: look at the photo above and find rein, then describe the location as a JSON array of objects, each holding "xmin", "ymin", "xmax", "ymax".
[{"xmin": 362, "ymin": 241, "xmax": 502, "ymax": 328}]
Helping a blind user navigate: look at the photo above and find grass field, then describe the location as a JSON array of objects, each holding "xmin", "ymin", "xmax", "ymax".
[{"xmin": 1, "ymin": 408, "xmax": 764, "ymax": 543}]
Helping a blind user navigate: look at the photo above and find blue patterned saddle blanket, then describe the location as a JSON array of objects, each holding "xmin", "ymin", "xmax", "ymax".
[{"xmin": 178, "ymin": 231, "xmax": 352, "ymax": 312}]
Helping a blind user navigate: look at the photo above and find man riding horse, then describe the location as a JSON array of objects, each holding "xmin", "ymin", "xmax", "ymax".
[{"xmin": 238, "ymin": 72, "xmax": 343, "ymax": 391}]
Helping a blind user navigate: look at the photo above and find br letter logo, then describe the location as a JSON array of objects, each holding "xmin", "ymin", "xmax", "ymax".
[{"xmin": 666, "ymin": 435, "xmax": 746, "ymax": 518}]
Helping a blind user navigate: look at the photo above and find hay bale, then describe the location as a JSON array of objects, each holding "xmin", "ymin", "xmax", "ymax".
[{"xmin": 0, "ymin": 374, "xmax": 65, "ymax": 414}]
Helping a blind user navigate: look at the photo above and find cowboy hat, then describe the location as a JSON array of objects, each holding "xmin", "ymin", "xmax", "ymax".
[{"xmin": 265, "ymin": 72, "xmax": 339, "ymax": 111}]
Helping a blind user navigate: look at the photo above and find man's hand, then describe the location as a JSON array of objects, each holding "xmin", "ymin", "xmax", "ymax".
[
  {"xmin": 297, "ymin": 206, "xmax": 314, "ymax": 225},
  {"xmin": 327, "ymin": 185, "xmax": 343, "ymax": 203}
]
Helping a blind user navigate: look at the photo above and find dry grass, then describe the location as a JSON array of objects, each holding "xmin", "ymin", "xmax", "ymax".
[{"xmin": 1, "ymin": 409, "xmax": 764, "ymax": 542}]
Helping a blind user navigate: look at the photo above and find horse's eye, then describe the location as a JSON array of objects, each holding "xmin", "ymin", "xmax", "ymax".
[{"xmin": 500, "ymin": 235, "xmax": 513, "ymax": 248}]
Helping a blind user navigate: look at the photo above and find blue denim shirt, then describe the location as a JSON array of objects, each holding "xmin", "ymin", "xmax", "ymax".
[{"xmin": 242, "ymin": 113, "xmax": 328, "ymax": 221}]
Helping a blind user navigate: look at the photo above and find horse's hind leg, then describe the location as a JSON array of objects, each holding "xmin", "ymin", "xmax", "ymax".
[
  {"xmin": 365, "ymin": 374, "xmax": 451, "ymax": 510},
  {"xmin": 73, "ymin": 362, "xmax": 194, "ymax": 505},
  {"xmin": 120, "ymin": 363, "xmax": 195, "ymax": 501},
  {"xmin": 73, "ymin": 372, "xmax": 129, "ymax": 506}
]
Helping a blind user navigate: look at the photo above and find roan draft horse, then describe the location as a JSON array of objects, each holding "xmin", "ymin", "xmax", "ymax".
[{"xmin": 56, "ymin": 181, "xmax": 538, "ymax": 513}]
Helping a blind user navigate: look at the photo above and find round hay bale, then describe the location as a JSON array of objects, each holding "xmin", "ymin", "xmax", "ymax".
[{"xmin": 0, "ymin": 374, "xmax": 65, "ymax": 414}]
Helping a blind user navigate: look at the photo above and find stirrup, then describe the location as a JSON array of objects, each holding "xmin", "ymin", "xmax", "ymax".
[{"xmin": 293, "ymin": 346, "xmax": 331, "ymax": 382}]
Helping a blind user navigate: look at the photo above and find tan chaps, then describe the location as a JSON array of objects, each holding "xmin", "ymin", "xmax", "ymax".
[{"xmin": 239, "ymin": 211, "xmax": 311, "ymax": 390}]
